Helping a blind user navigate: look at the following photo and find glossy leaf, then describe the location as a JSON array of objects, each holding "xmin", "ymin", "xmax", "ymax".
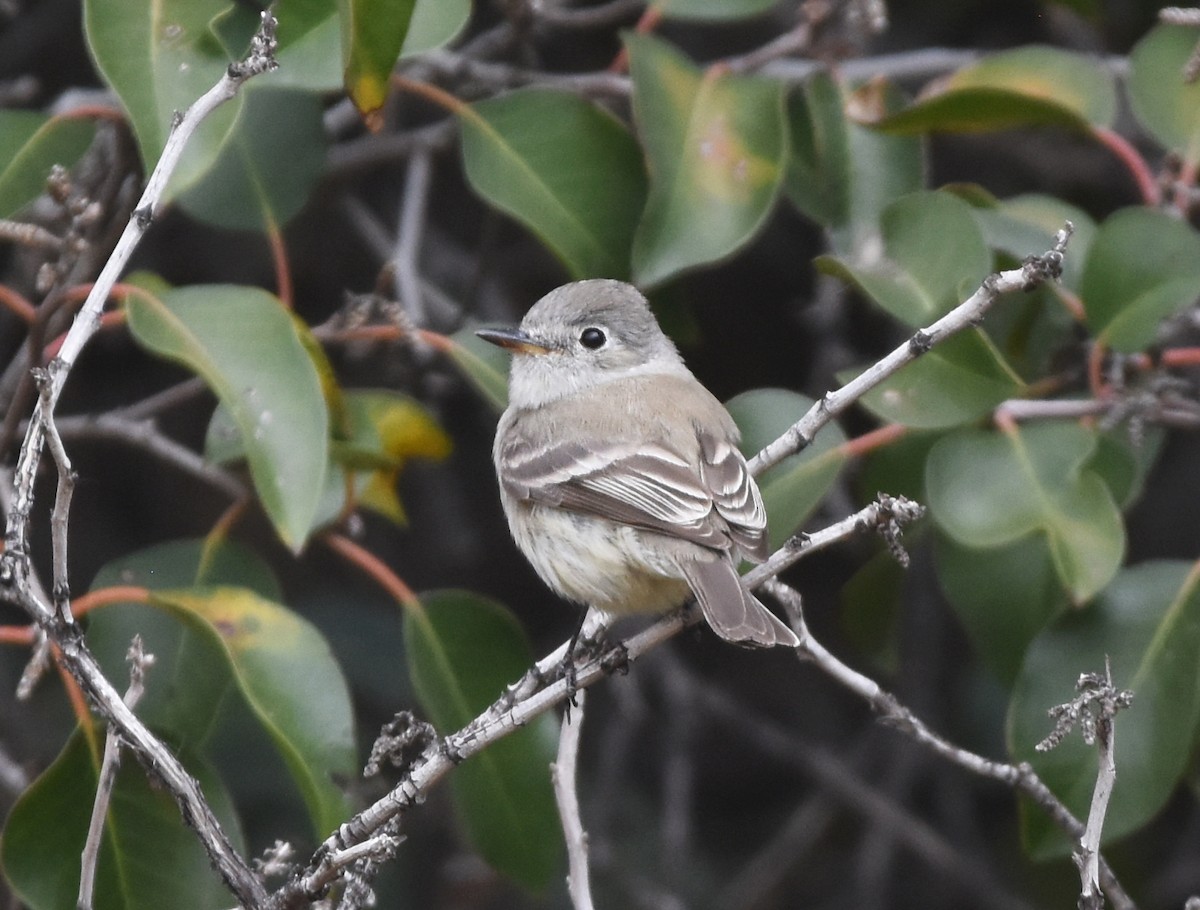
[
  {"xmin": 153, "ymin": 587, "xmax": 357, "ymax": 836},
  {"xmin": 400, "ymin": 0, "xmax": 471, "ymax": 57},
  {"xmin": 726, "ymin": 389, "xmax": 847, "ymax": 550},
  {"xmin": 627, "ymin": 33, "xmax": 788, "ymax": 287},
  {"xmin": 1128, "ymin": 24, "xmax": 1200, "ymax": 166},
  {"xmin": 1010, "ymin": 561, "xmax": 1200, "ymax": 856},
  {"xmin": 786, "ymin": 73, "xmax": 925, "ymax": 258},
  {"xmin": 127, "ymin": 285, "xmax": 329, "ymax": 550},
  {"xmin": 340, "ymin": 0, "xmax": 417, "ymax": 122},
  {"xmin": 406, "ymin": 590, "xmax": 562, "ymax": 891},
  {"xmin": 1079, "ymin": 207, "xmax": 1200, "ymax": 353},
  {"xmin": 925, "ymin": 422, "xmax": 1124, "ymax": 603},
  {"xmin": 447, "ymin": 325, "xmax": 511, "ymax": 411},
  {"xmin": 87, "ymin": 539, "xmax": 284, "ymax": 738},
  {"xmin": 83, "ymin": 0, "xmax": 244, "ymax": 196},
  {"xmin": 461, "ymin": 90, "xmax": 647, "ymax": 280},
  {"xmin": 867, "ymin": 46, "xmax": 1115, "ymax": 134},
  {"xmin": 934, "ymin": 531, "xmax": 1067, "ymax": 685},
  {"xmin": 1, "ymin": 732, "xmax": 241, "ymax": 910},
  {"xmin": 1087, "ymin": 428, "xmax": 1163, "ymax": 510},
  {"xmin": 817, "ymin": 190, "xmax": 991, "ymax": 326},
  {"xmin": 850, "ymin": 330, "xmax": 1022, "ymax": 429},
  {"xmin": 656, "ymin": 0, "xmax": 778, "ymax": 20},
  {"xmin": 178, "ymin": 87, "xmax": 327, "ymax": 231},
  {"xmin": 0, "ymin": 112, "xmax": 95, "ymax": 218}
]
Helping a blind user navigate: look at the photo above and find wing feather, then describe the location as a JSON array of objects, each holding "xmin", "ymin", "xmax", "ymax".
[{"xmin": 499, "ymin": 429, "xmax": 766, "ymax": 557}]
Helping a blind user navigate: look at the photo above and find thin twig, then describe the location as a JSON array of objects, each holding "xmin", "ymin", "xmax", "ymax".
[
  {"xmin": 552, "ymin": 689, "xmax": 595, "ymax": 910},
  {"xmin": 53, "ymin": 412, "xmax": 248, "ymax": 502},
  {"xmin": 696, "ymin": 677, "xmax": 1037, "ymax": 910},
  {"xmin": 533, "ymin": 0, "xmax": 645, "ymax": 28},
  {"xmin": 78, "ymin": 637, "xmax": 154, "ymax": 910},
  {"xmin": 0, "ymin": 219, "xmax": 66, "ymax": 253},
  {"xmin": 394, "ymin": 148, "xmax": 433, "ymax": 325},
  {"xmin": 1036, "ymin": 660, "xmax": 1133, "ymax": 910},
  {"xmin": 765, "ymin": 579, "xmax": 1137, "ymax": 910},
  {"xmin": 748, "ymin": 224, "xmax": 1073, "ymax": 477}
]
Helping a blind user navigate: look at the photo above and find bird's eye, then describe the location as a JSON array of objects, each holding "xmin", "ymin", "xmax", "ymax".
[{"xmin": 579, "ymin": 327, "xmax": 606, "ymax": 350}]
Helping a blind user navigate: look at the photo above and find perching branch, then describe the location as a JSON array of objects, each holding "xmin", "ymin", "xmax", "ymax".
[{"xmin": 272, "ymin": 493, "xmax": 925, "ymax": 907}]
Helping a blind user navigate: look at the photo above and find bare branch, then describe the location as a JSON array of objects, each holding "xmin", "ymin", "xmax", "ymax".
[
  {"xmin": 393, "ymin": 147, "xmax": 434, "ymax": 325},
  {"xmin": 552, "ymin": 691, "xmax": 594, "ymax": 910},
  {"xmin": 767, "ymin": 578, "xmax": 1137, "ymax": 910},
  {"xmin": 78, "ymin": 637, "xmax": 154, "ymax": 910},
  {"xmin": 748, "ymin": 224, "xmax": 1073, "ymax": 478},
  {"xmin": 1036, "ymin": 660, "xmax": 1133, "ymax": 910}
]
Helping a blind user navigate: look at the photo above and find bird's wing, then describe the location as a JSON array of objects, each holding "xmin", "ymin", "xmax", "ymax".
[
  {"xmin": 697, "ymin": 430, "xmax": 769, "ymax": 563},
  {"xmin": 499, "ymin": 431, "xmax": 767, "ymax": 558}
]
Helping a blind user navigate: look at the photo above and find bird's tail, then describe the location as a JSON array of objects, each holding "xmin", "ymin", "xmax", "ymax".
[{"xmin": 679, "ymin": 559, "xmax": 799, "ymax": 648}]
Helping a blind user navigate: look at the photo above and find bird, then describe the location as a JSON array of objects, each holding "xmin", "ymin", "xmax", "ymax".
[{"xmin": 476, "ymin": 279, "xmax": 798, "ymax": 649}]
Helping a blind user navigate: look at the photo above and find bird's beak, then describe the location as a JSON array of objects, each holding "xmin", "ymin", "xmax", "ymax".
[{"xmin": 475, "ymin": 327, "xmax": 553, "ymax": 355}]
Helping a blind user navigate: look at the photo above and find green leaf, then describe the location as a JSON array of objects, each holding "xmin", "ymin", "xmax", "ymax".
[
  {"xmin": 627, "ymin": 33, "xmax": 788, "ymax": 287},
  {"xmin": 340, "ymin": 0, "xmax": 417, "ymax": 121},
  {"xmin": 816, "ymin": 190, "xmax": 991, "ymax": 326},
  {"xmin": 401, "ymin": 0, "xmax": 471, "ymax": 58},
  {"xmin": 934, "ymin": 531, "xmax": 1067, "ymax": 686},
  {"xmin": 0, "ymin": 112, "xmax": 96, "ymax": 218},
  {"xmin": 925, "ymin": 423, "xmax": 1124, "ymax": 602},
  {"xmin": 461, "ymin": 90, "xmax": 648, "ymax": 280},
  {"xmin": 726, "ymin": 389, "xmax": 847, "ymax": 550},
  {"xmin": 656, "ymin": 0, "xmax": 779, "ymax": 20},
  {"xmin": 87, "ymin": 539, "xmax": 284, "ymax": 739},
  {"xmin": 1087, "ymin": 428, "xmax": 1163, "ymax": 510},
  {"xmin": 840, "ymin": 547, "xmax": 908, "ymax": 674},
  {"xmin": 786, "ymin": 73, "xmax": 925, "ymax": 258},
  {"xmin": 127, "ymin": 285, "xmax": 330, "ymax": 550},
  {"xmin": 867, "ymin": 46, "xmax": 1116, "ymax": 135},
  {"xmin": 178, "ymin": 87, "xmax": 327, "ymax": 231},
  {"xmin": 447, "ymin": 325, "xmax": 512, "ymax": 411},
  {"xmin": 1010, "ymin": 561, "xmax": 1200, "ymax": 856},
  {"xmin": 1, "ymin": 732, "xmax": 242, "ymax": 910},
  {"xmin": 83, "ymin": 0, "xmax": 245, "ymax": 197},
  {"xmin": 153, "ymin": 587, "xmax": 357, "ymax": 836},
  {"xmin": 405, "ymin": 590, "xmax": 562, "ymax": 891},
  {"xmin": 1128, "ymin": 24, "xmax": 1200, "ymax": 166},
  {"xmin": 849, "ymin": 330, "xmax": 1022, "ymax": 429},
  {"xmin": 1079, "ymin": 207, "xmax": 1200, "ymax": 352}
]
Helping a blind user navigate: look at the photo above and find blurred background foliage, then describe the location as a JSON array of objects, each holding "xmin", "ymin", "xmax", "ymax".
[{"xmin": 3, "ymin": 0, "xmax": 1200, "ymax": 908}]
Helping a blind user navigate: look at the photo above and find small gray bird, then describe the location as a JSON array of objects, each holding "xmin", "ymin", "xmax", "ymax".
[{"xmin": 477, "ymin": 279, "xmax": 798, "ymax": 648}]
